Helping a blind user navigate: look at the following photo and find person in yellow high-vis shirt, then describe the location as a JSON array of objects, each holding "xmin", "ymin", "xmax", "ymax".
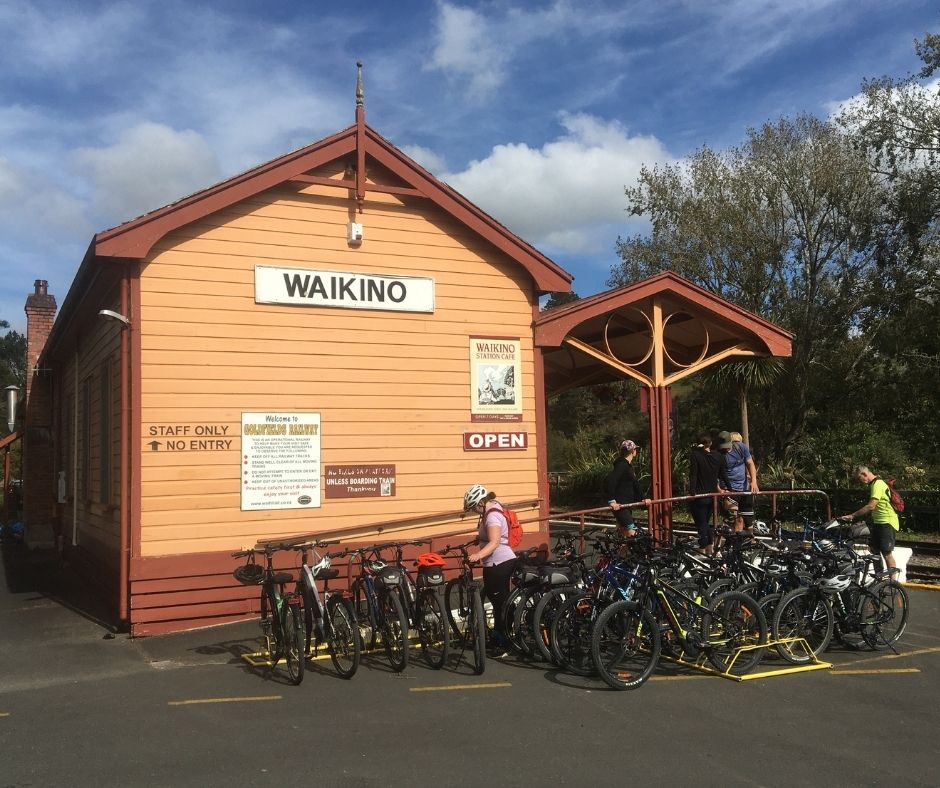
[{"xmin": 840, "ymin": 465, "xmax": 900, "ymax": 575}]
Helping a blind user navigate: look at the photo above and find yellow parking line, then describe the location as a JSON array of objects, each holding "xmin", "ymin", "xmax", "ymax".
[
  {"xmin": 831, "ymin": 668, "xmax": 921, "ymax": 675},
  {"xmin": 410, "ymin": 682, "xmax": 512, "ymax": 692},
  {"xmin": 0, "ymin": 712, "xmax": 10, "ymax": 717},
  {"xmin": 168, "ymin": 695, "xmax": 282, "ymax": 706},
  {"xmin": 649, "ymin": 674, "xmax": 712, "ymax": 681}
]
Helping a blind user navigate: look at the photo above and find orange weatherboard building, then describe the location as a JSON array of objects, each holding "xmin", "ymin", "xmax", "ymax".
[
  {"xmin": 21, "ymin": 72, "xmax": 792, "ymax": 635},
  {"xmin": 22, "ymin": 78, "xmax": 572, "ymax": 635}
]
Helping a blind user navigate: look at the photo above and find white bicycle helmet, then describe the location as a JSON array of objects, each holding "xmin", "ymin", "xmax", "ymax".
[
  {"xmin": 463, "ymin": 484, "xmax": 489, "ymax": 511},
  {"xmin": 820, "ymin": 573, "xmax": 852, "ymax": 592}
]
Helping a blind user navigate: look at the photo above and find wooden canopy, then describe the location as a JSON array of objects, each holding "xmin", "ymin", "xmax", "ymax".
[{"xmin": 535, "ymin": 271, "xmax": 793, "ymax": 396}]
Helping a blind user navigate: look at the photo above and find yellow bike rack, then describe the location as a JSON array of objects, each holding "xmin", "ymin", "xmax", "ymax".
[{"xmin": 661, "ymin": 637, "xmax": 831, "ymax": 681}]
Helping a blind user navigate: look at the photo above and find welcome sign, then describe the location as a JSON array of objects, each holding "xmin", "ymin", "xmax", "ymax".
[{"xmin": 255, "ymin": 265, "xmax": 435, "ymax": 313}]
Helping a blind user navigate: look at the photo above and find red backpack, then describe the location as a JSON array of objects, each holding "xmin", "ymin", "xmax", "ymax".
[
  {"xmin": 490, "ymin": 503, "xmax": 524, "ymax": 549},
  {"xmin": 874, "ymin": 477, "xmax": 905, "ymax": 514}
]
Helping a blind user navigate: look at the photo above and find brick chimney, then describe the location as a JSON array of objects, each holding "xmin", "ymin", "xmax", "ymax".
[{"xmin": 23, "ymin": 279, "xmax": 58, "ymax": 548}]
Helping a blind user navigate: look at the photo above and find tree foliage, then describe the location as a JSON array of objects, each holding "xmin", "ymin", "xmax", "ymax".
[
  {"xmin": 1, "ymin": 319, "xmax": 27, "ymax": 432},
  {"xmin": 611, "ymin": 115, "xmax": 888, "ymax": 459},
  {"xmin": 562, "ymin": 36, "xmax": 940, "ymax": 490}
]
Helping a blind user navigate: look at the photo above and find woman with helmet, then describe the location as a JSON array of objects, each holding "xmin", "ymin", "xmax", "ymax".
[{"xmin": 463, "ymin": 484, "xmax": 517, "ymax": 656}]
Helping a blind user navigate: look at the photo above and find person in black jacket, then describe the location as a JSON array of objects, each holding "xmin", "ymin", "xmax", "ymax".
[
  {"xmin": 688, "ymin": 434, "xmax": 723, "ymax": 552},
  {"xmin": 605, "ymin": 439, "xmax": 651, "ymax": 535}
]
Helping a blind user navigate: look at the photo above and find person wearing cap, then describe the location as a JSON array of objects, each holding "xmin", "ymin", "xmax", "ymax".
[
  {"xmin": 605, "ymin": 439, "xmax": 651, "ymax": 536},
  {"xmin": 717, "ymin": 430, "xmax": 759, "ymax": 532}
]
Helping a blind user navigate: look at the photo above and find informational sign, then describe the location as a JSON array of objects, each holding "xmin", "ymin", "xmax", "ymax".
[
  {"xmin": 469, "ymin": 336, "xmax": 522, "ymax": 422},
  {"xmin": 463, "ymin": 432, "xmax": 529, "ymax": 451},
  {"xmin": 255, "ymin": 265, "xmax": 435, "ymax": 313},
  {"xmin": 146, "ymin": 423, "xmax": 233, "ymax": 452},
  {"xmin": 241, "ymin": 412, "xmax": 321, "ymax": 511},
  {"xmin": 324, "ymin": 464, "xmax": 397, "ymax": 499}
]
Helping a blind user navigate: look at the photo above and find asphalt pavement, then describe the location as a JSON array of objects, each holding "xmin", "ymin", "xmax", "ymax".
[{"xmin": 2, "ymin": 542, "xmax": 939, "ymax": 788}]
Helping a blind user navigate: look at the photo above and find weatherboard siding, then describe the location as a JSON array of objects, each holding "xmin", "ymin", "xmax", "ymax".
[
  {"xmin": 137, "ymin": 180, "xmax": 539, "ymax": 557},
  {"xmin": 56, "ymin": 306, "xmax": 123, "ymax": 570}
]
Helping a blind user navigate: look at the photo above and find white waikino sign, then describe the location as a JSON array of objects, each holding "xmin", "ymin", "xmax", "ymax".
[{"xmin": 255, "ymin": 265, "xmax": 435, "ymax": 313}]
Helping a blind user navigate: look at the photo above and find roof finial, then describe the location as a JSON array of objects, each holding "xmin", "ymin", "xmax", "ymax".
[{"xmin": 356, "ymin": 61, "xmax": 364, "ymax": 109}]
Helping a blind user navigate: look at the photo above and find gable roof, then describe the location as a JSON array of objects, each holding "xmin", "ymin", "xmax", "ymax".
[
  {"xmin": 534, "ymin": 271, "xmax": 793, "ymax": 393},
  {"xmin": 92, "ymin": 123, "xmax": 574, "ymax": 293}
]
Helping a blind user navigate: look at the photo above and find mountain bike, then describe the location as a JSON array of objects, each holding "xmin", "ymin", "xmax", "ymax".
[
  {"xmin": 591, "ymin": 556, "xmax": 767, "ymax": 690},
  {"xmin": 772, "ymin": 551, "xmax": 909, "ymax": 663},
  {"xmin": 232, "ymin": 544, "xmax": 306, "ymax": 685},
  {"xmin": 440, "ymin": 540, "xmax": 486, "ymax": 675},
  {"xmin": 292, "ymin": 540, "xmax": 360, "ymax": 679},
  {"xmin": 349, "ymin": 544, "xmax": 410, "ymax": 672},
  {"xmin": 549, "ymin": 532, "xmax": 643, "ymax": 676},
  {"xmin": 385, "ymin": 540, "xmax": 450, "ymax": 669}
]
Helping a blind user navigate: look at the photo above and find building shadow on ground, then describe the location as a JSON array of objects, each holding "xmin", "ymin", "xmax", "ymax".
[{"xmin": 0, "ymin": 537, "xmax": 121, "ymax": 633}]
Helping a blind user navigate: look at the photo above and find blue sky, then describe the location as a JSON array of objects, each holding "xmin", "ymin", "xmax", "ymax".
[{"xmin": 1, "ymin": 0, "xmax": 935, "ymax": 332}]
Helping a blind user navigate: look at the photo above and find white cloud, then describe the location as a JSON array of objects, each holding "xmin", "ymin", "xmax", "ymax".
[
  {"xmin": 0, "ymin": 0, "xmax": 146, "ymax": 76},
  {"xmin": 443, "ymin": 112, "xmax": 671, "ymax": 253},
  {"xmin": 429, "ymin": 3, "xmax": 508, "ymax": 100},
  {"xmin": 0, "ymin": 157, "xmax": 90, "ymax": 240},
  {"xmin": 399, "ymin": 144, "xmax": 448, "ymax": 175},
  {"xmin": 72, "ymin": 122, "xmax": 222, "ymax": 223}
]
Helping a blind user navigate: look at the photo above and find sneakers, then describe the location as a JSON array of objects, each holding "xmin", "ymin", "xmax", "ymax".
[{"xmin": 487, "ymin": 632, "xmax": 511, "ymax": 659}]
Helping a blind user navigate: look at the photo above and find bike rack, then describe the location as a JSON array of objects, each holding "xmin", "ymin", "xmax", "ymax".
[{"xmin": 660, "ymin": 637, "xmax": 831, "ymax": 681}]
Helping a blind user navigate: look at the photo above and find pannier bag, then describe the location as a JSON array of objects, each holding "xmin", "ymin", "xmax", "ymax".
[
  {"xmin": 376, "ymin": 565, "xmax": 403, "ymax": 587},
  {"xmin": 540, "ymin": 565, "xmax": 577, "ymax": 587},
  {"xmin": 416, "ymin": 565, "xmax": 445, "ymax": 587}
]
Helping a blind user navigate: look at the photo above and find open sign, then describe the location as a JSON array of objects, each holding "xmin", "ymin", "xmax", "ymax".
[{"xmin": 463, "ymin": 431, "xmax": 528, "ymax": 451}]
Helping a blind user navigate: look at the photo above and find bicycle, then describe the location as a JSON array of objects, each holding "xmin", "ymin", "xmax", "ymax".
[
  {"xmin": 440, "ymin": 540, "xmax": 487, "ymax": 675},
  {"xmin": 591, "ymin": 555, "xmax": 767, "ymax": 690},
  {"xmin": 772, "ymin": 549, "xmax": 909, "ymax": 663},
  {"xmin": 385, "ymin": 540, "xmax": 450, "ymax": 670},
  {"xmin": 233, "ymin": 544, "xmax": 306, "ymax": 685},
  {"xmin": 549, "ymin": 532, "xmax": 645, "ymax": 676},
  {"xmin": 292, "ymin": 540, "xmax": 361, "ymax": 679},
  {"xmin": 349, "ymin": 543, "xmax": 410, "ymax": 672}
]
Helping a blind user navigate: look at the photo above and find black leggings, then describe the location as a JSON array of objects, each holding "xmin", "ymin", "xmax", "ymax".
[{"xmin": 482, "ymin": 558, "xmax": 517, "ymax": 637}]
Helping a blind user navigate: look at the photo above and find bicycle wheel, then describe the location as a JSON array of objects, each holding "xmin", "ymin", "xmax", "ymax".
[
  {"xmin": 773, "ymin": 588, "xmax": 833, "ymax": 664},
  {"xmin": 468, "ymin": 586, "xmax": 487, "ymax": 675},
  {"xmin": 326, "ymin": 595, "xmax": 360, "ymax": 679},
  {"xmin": 512, "ymin": 589, "xmax": 541, "ymax": 658},
  {"xmin": 860, "ymin": 580, "xmax": 909, "ymax": 650},
  {"xmin": 704, "ymin": 591, "xmax": 767, "ymax": 675},
  {"xmin": 352, "ymin": 578, "xmax": 378, "ymax": 651},
  {"xmin": 532, "ymin": 588, "xmax": 571, "ymax": 664},
  {"xmin": 705, "ymin": 577, "xmax": 736, "ymax": 598},
  {"xmin": 416, "ymin": 589, "xmax": 450, "ymax": 670},
  {"xmin": 283, "ymin": 601, "xmax": 306, "ymax": 685},
  {"xmin": 590, "ymin": 601, "xmax": 660, "ymax": 690},
  {"xmin": 502, "ymin": 586, "xmax": 527, "ymax": 654},
  {"xmin": 551, "ymin": 594, "xmax": 600, "ymax": 676},
  {"xmin": 832, "ymin": 586, "xmax": 866, "ymax": 650},
  {"xmin": 260, "ymin": 586, "xmax": 281, "ymax": 663},
  {"xmin": 757, "ymin": 592, "xmax": 782, "ymax": 629},
  {"xmin": 444, "ymin": 577, "xmax": 466, "ymax": 638},
  {"xmin": 379, "ymin": 589, "xmax": 410, "ymax": 672}
]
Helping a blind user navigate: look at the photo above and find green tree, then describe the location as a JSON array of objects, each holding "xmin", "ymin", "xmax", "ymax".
[
  {"xmin": 835, "ymin": 32, "xmax": 940, "ymax": 468},
  {"xmin": 612, "ymin": 115, "xmax": 885, "ymax": 459},
  {"xmin": 1, "ymin": 320, "xmax": 26, "ymax": 429}
]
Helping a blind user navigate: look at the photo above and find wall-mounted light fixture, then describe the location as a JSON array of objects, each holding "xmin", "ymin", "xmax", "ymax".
[
  {"xmin": 98, "ymin": 309, "xmax": 131, "ymax": 326},
  {"xmin": 4, "ymin": 385, "xmax": 18, "ymax": 433}
]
